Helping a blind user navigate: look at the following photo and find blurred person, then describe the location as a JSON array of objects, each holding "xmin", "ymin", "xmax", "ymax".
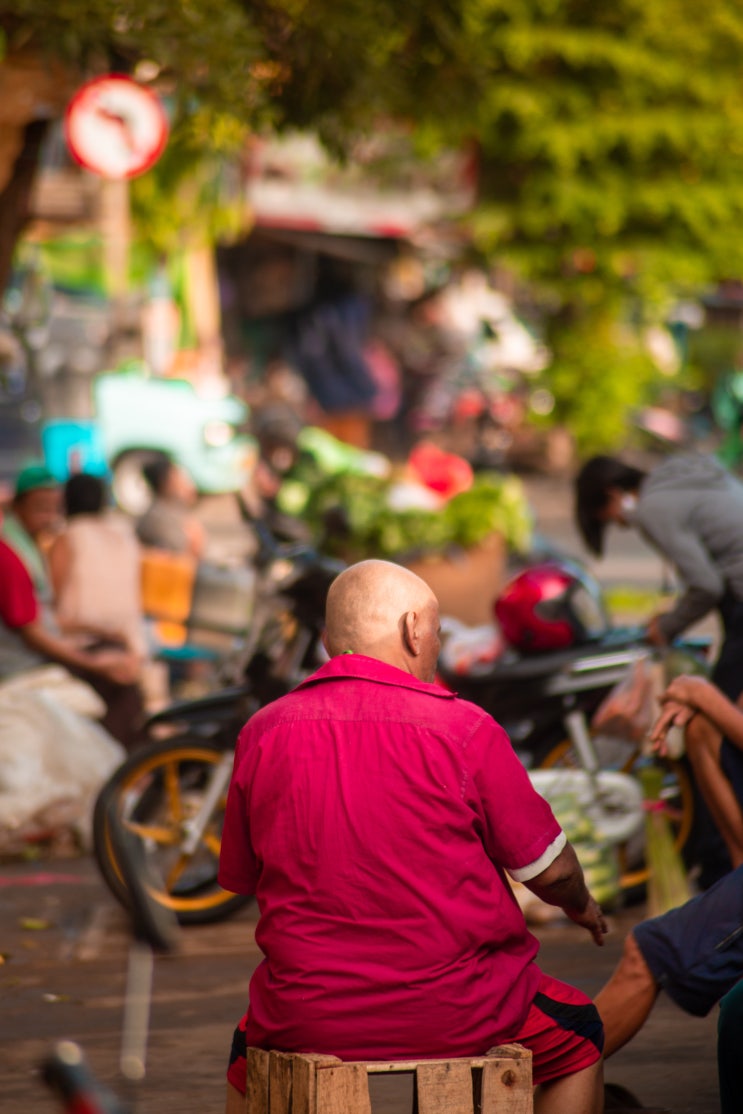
[
  {"xmin": 220, "ymin": 560, "xmax": 607, "ymax": 1114},
  {"xmin": 651, "ymin": 674, "xmax": 743, "ymax": 871},
  {"xmin": 595, "ymin": 864, "xmax": 743, "ymax": 1061},
  {"xmin": 49, "ymin": 473, "xmax": 147, "ymax": 658},
  {"xmin": 575, "ymin": 452, "xmax": 743, "ymax": 886},
  {"xmin": 136, "ymin": 454, "xmax": 206, "ymax": 559},
  {"xmin": 1, "ymin": 463, "xmax": 63, "ymax": 603},
  {"xmin": 46, "ymin": 472, "xmax": 147, "ymax": 748},
  {"xmin": 589, "ymin": 675, "xmax": 743, "ymax": 1102},
  {"xmin": 574, "ymin": 453, "xmax": 743, "ymax": 703},
  {"xmin": 0, "ymin": 535, "xmax": 141, "ymax": 745}
]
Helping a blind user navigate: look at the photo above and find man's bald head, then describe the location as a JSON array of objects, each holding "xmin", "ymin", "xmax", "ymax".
[{"xmin": 324, "ymin": 560, "xmax": 441, "ymax": 681}]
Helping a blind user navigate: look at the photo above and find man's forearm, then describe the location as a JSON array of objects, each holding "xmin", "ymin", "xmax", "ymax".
[
  {"xmin": 692, "ymin": 683, "xmax": 743, "ymax": 745},
  {"xmin": 524, "ymin": 843, "xmax": 590, "ymax": 913},
  {"xmin": 20, "ymin": 621, "xmax": 104, "ymax": 676}
]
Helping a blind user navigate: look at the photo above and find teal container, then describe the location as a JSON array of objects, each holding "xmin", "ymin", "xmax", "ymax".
[{"xmin": 41, "ymin": 419, "xmax": 109, "ymax": 481}]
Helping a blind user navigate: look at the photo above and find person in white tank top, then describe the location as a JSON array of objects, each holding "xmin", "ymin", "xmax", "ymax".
[
  {"xmin": 48, "ymin": 473, "xmax": 147, "ymax": 748},
  {"xmin": 49, "ymin": 473, "xmax": 147, "ymax": 657}
]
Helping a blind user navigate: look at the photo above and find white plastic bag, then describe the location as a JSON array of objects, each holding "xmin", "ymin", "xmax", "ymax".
[
  {"xmin": 591, "ymin": 655, "xmax": 663, "ymax": 742},
  {"xmin": 0, "ymin": 672, "xmax": 124, "ymax": 853}
]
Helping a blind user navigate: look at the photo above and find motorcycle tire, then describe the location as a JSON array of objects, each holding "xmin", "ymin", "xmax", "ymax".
[
  {"xmin": 536, "ymin": 735, "xmax": 694, "ymax": 892},
  {"xmin": 93, "ymin": 736, "xmax": 251, "ymax": 926}
]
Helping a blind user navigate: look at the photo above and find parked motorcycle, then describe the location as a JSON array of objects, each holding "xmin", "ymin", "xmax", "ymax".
[
  {"xmin": 437, "ymin": 559, "xmax": 711, "ymax": 891},
  {"xmin": 95, "ymin": 536, "xmax": 709, "ymax": 925},
  {"xmin": 93, "ymin": 514, "xmax": 344, "ymax": 925}
]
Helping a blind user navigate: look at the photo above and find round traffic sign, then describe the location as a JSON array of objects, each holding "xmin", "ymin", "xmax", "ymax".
[{"xmin": 64, "ymin": 74, "xmax": 168, "ymax": 180}]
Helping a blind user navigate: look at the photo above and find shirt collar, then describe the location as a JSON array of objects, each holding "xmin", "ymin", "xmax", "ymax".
[{"xmin": 298, "ymin": 652, "xmax": 457, "ymax": 698}]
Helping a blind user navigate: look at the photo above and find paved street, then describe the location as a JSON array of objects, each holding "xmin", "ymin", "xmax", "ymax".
[
  {"xmin": 0, "ymin": 469, "xmax": 726, "ymax": 1113},
  {"xmin": 0, "ymin": 854, "xmax": 721, "ymax": 1113}
]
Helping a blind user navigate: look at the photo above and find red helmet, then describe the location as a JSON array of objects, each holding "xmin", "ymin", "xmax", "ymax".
[{"xmin": 494, "ymin": 561, "xmax": 609, "ymax": 653}]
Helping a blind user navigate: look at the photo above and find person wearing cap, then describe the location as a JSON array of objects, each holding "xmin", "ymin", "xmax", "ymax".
[
  {"xmin": 1, "ymin": 463, "xmax": 62, "ymax": 606},
  {"xmin": 574, "ymin": 452, "xmax": 743, "ymax": 885},
  {"xmin": 0, "ymin": 462, "xmax": 142, "ymax": 746}
]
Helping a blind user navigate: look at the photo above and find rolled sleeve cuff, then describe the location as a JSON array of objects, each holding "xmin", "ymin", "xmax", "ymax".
[{"xmin": 507, "ymin": 830, "xmax": 567, "ymax": 883}]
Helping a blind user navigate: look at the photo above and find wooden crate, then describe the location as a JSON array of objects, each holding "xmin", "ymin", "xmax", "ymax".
[{"xmin": 245, "ymin": 1047, "xmax": 533, "ymax": 1114}]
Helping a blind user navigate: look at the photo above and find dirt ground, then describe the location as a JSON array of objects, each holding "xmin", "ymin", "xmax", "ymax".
[
  {"xmin": 0, "ymin": 475, "xmax": 726, "ymax": 1113},
  {"xmin": 0, "ymin": 854, "xmax": 722, "ymax": 1114}
]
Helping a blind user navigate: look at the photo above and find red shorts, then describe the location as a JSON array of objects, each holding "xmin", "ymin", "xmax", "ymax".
[
  {"xmin": 227, "ymin": 971, "xmax": 603, "ymax": 1093},
  {"xmin": 505, "ymin": 971, "xmax": 603, "ymax": 1086}
]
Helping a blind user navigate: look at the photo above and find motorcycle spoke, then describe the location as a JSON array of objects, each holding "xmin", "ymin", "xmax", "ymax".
[
  {"xmin": 202, "ymin": 830, "xmax": 222, "ymax": 856},
  {"xmin": 165, "ymin": 854, "xmax": 195, "ymax": 891},
  {"xmin": 124, "ymin": 819, "xmax": 182, "ymax": 846},
  {"xmin": 162, "ymin": 761, "xmax": 186, "ymax": 823}
]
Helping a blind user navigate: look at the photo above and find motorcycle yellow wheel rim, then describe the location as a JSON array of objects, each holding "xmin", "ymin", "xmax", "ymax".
[{"xmin": 103, "ymin": 744, "xmax": 233, "ymax": 914}]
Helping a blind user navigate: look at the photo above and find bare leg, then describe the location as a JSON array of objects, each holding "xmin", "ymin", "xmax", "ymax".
[
  {"xmin": 534, "ymin": 1058, "xmax": 604, "ymax": 1114},
  {"xmin": 226, "ymin": 1081, "xmax": 245, "ymax": 1114},
  {"xmin": 686, "ymin": 716, "xmax": 743, "ymax": 867},
  {"xmin": 594, "ymin": 932, "xmax": 659, "ymax": 1058}
]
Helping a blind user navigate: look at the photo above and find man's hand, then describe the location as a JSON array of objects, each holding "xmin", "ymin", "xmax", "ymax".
[
  {"xmin": 564, "ymin": 894, "xmax": 609, "ymax": 946},
  {"xmin": 524, "ymin": 843, "xmax": 609, "ymax": 946},
  {"xmin": 88, "ymin": 649, "xmax": 142, "ymax": 685},
  {"xmin": 661, "ymin": 674, "xmax": 710, "ymax": 709},
  {"xmin": 20, "ymin": 621, "xmax": 141, "ymax": 686},
  {"xmin": 648, "ymin": 674, "xmax": 711, "ymax": 754},
  {"xmin": 649, "ymin": 699, "xmax": 695, "ymax": 755}
]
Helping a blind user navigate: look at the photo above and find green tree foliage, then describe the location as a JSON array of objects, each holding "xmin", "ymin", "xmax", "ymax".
[
  {"xmin": 5, "ymin": 1, "xmax": 743, "ymax": 448},
  {"xmin": 0, "ymin": 1, "xmax": 265, "ymax": 124}
]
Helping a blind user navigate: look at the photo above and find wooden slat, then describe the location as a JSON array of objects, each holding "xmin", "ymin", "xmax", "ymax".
[
  {"xmin": 291, "ymin": 1055, "xmax": 342, "ymax": 1114},
  {"xmin": 415, "ymin": 1061, "xmax": 474, "ymax": 1114},
  {"xmin": 316, "ymin": 1063, "xmax": 372, "ymax": 1114},
  {"xmin": 481, "ymin": 1047, "xmax": 533, "ymax": 1114},
  {"xmin": 245, "ymin": 1048, "xmax": 270, "ymax": 1114},
  {"xmin": 245, "ymin": 1048, "xmax": 533, "ymax": 1114},
  {"xmin": 269, "ymin": 1053, "xmax": 296, "ymax": 1114},
  {"xmin": 360, "ymin": 1058, "xmax": 490, "ymax": 1073}
]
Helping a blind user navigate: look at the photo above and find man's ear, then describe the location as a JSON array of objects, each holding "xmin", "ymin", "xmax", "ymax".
[{"xmin": 403, "ymin": 611, "xmax": 420, "ymax": 656}]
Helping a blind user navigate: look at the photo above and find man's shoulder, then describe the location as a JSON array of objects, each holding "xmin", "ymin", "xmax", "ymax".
[{"xmin": 0, "ymin": 537, "xmax": 29, "ymax": 578}]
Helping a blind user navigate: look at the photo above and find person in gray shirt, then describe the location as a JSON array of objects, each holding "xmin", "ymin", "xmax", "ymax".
[
  {"xmin": 575, "ymin": 452, "xmax": 743, "ymax": 884},
  {"xmin": 575, "ymin": 452, "xmax": 743, "ymax": 700}
]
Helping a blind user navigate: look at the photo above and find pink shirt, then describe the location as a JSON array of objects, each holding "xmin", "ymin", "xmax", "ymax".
[{"xmin": 219, "ymin": 654, "xmax": 564, "ymax": 1059}]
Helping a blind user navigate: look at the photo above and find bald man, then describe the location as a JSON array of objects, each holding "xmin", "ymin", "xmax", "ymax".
[{"xmin": 219, "ymin": 561, "xmax": 607, "ymax": 1114}]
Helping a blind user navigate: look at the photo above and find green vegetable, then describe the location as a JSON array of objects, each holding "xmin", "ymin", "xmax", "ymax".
[{"xmin": 280, "ymin": 465, "xmax": 533, "ymax": 561}]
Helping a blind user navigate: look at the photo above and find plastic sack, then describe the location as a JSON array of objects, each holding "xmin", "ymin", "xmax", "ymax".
[
  {"xmin": 0, "ymin": 670, "xmax": 124, "ymax": 853},
  {"xmin": 510, "ymin": 798, "xmax": 621, "ymax": 924},
  {"xmin": 438, "ymin": 618, "xmax": 505, "ymax": 675},
  {"xmin": 592, "ymin": 655, "xmax": 662, "ymax": 742}
]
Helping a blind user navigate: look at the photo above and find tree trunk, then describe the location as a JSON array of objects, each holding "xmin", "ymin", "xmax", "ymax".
[{"xmin": 0, "ymin": 118, "xmax": 48, "ymax": 296}]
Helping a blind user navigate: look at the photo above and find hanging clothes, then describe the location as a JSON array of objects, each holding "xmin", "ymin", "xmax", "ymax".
[{"xmin": 286, "ymin": 296, "xmax": 378, "ymax": 413}]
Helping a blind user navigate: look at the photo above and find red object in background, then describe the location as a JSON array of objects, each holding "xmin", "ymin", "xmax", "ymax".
[
  {"xmin": 452, "ymin": 388, "xmax": 486, "ymax": 422},
  {"xmin": 65, "ymin": 74, "xmax": 168, "ymax": 179},
  {"xmin": 408, "ymin": 441, "xmax": 473, "ymax": 499},
  {"xmin": 494, "ymin": 561, "xmax": 610, "ymax": 654}
]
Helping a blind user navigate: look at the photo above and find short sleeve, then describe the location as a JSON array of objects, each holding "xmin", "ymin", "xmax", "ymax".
[
  {"xmin": 0, "ymin": 542, "xmax": 38, "ymax": 628},
  {"xmin": 466, "ymin": 716, "xmax": 564, "ymax": 878}
]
